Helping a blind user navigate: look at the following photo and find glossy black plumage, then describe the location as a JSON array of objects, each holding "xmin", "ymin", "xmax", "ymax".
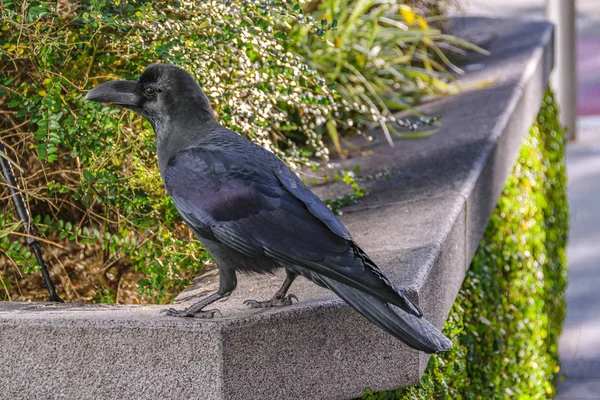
[{"xmin": 85, "ymin": 63, "xmax": 452, "ymax": 353}]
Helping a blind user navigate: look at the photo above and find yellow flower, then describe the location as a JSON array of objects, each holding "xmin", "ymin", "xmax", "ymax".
[
  {"xmin": 43, "ymin": 78, "xmax": 52, "ymax": 85},
  {"xmin": 320, "ymin": 13, "xmax": 332, "ymax": 24},
  {"xmin": 399, "ymin": 5, "xmax": 415, "ymax": 25},
  {"xmin": 38, "ymin": 90, "xmax": 47, "ymax": 97},
  {"xmin": 354, "ymin": 53, "xmax": 365, "ymax": 66},
  {"xmin": 417, "ymin": 15, "xmax": 428, "ymax": 30}
]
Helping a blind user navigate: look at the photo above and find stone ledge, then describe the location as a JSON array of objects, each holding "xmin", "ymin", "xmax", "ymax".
[{"xmin": 0, "ymin": 17, "xmax": 554, "ymax": 400}]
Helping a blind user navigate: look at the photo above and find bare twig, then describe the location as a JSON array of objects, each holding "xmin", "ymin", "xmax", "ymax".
[{"xmin": 8, "ymin": 232, "xmax": 66, "ymax": 250}]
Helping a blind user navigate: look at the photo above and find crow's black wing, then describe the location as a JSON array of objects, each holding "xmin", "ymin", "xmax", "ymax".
[
  {"xmin": 273, "ymin": 161, "xmax": 353, "ymax": 241},
  {"xmin": 165, "ymin": 146, "xmax": 420, "ymax": 315}
]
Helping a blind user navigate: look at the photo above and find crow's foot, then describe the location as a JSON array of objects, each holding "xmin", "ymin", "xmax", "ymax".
[
  {"xmin": 160, "ymin": 308, "xmax": 222, "ymax": 318},
  {"xmin": 243, "ymin": 294, "xmax": 298, "ymax": 308}
]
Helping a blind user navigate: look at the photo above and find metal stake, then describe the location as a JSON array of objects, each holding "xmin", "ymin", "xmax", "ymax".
[
  {"xmin": 0, "ymin": 141, "xmax": 63, "ymax": 302},
  {"xmin": 546, "ymin": 0, "xmax": 577, "ymax": 140}
]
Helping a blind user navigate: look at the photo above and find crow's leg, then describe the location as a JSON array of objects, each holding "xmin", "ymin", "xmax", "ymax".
[
  {"xmin": 244, "ymin": 270, "xmax": 298, "ymax": 308},
  {"xmin": 162, "ymin": 265, "xmax": 236, "ymax": 318}
]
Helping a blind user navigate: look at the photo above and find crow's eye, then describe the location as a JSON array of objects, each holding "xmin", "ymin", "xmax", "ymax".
[{"xmin": 144, "ymin": 86, "xmax": 157, "ymax": 96}]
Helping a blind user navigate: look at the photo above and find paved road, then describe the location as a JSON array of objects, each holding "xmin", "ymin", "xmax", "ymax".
[
  {"xmin": 457, "ymin": 1, "xmax": 600, "ymax": 398},
  {"xmin": 559, "ymin": 120, "xmax": 600, "ymax": 399},
  {"xmin": 578, "ymin": 40, "xmax": 600, "ymax": 116}
]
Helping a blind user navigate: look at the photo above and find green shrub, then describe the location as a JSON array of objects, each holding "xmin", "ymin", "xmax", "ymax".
[
  {"xmin": 0, "ymin": 0, "xmax": 338, "ymax": 302},
  {"xmin": 0, "ymin": 0, "xmax": 477, "ymax": 303},
  {"xmin": 363, "ymin": 90, "xmax": 568, "ymax": 399}
]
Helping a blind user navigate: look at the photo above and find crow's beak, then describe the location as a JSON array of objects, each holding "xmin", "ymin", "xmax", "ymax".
[{"xmin": 85, "ymin": 80, "xmax": 141, "ymax": 107}]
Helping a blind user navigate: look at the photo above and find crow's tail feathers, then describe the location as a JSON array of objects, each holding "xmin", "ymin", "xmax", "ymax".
[{"xmin": 317, "ymin": 274, "xmax": 452, "ymax": 353}]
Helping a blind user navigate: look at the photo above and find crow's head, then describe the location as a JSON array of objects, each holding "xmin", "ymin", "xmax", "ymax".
[{"xmin": 85, "ymin": 63, "xmax": 215, "ymax": 129}]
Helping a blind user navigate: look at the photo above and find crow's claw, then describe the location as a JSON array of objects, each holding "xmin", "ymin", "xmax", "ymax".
[
  {"xmin": 160, "ymin": 307, "xmax": 222, "ymax": 318},
  {"xmin": 243, "ymin": 293, "xmax": 298, "ymax": 308}
]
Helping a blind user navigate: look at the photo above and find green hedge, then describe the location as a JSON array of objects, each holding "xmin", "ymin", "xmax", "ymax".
[
  {"xmin": 364, "ymin": 90, "xmax": 568, "ymax": 399},
  {"xmin": 0, "ymin": 0, "xmax": 337, "ymax": 302}
]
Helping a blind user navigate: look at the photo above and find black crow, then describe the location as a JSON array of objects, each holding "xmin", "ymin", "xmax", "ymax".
[{"xmin": 86, "ymin": 63, "xmax": 452, "ymax": 353}]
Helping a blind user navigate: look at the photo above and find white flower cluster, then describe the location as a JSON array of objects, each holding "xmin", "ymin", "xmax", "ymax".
[{"xmin": 114, "ymin": 0, "xmax": 339, "ymax": 167}]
